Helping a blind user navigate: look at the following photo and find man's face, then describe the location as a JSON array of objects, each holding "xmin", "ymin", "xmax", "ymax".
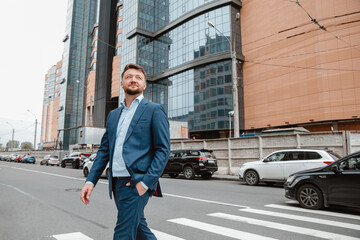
[{"xmin": 121, "ymin": 68, "xmax": 146, "ymax": 95}]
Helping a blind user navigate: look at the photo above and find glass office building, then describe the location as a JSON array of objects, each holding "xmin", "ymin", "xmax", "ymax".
[
  {"xmin": 117, "ymin": 0, "xmax": 244, "ymax": 138},
  {"xmin": 57, "ymin": 0, "xmax": 97, "ymax": 149}
]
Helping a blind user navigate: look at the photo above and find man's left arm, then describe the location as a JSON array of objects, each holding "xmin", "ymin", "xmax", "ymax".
[{"xmin": 141, "ymin": 105, "xmax": 170, "ymax": 190}]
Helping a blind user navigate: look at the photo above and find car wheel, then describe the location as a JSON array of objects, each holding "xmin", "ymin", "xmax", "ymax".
[
  {"xmin": 201, "ymin": 173, "xmax": 212, "ymax": 180},
  {"xmin": 83, "ymin": 167, "xmax": 89, "ymax": 177},
  {"xmin": 61, "ymin": 161, "xmax": 66, "ymax": 168},
  {"xmin": 169, "ymin": 173, "xmax": 179, "ymax": 178},
  {"xmin": 183, "ymin": 166, "xmax": 195, "ymax": 179},
  {"xmin": 245, "ymin": 170, "xmax": 259, "ymax": 186},
  {"xmin": 297, "ymin": 184, "xmax": 323, "ymax": 210},
  {"xmin": 40, "ymin": 162, "xmax": 43, "ymax": 165},
  {"xmin": 72, "ymin": 161, "xmax": 79, "ymax": 169}
]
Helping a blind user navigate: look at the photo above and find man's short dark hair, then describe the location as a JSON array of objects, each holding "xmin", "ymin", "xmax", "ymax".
[{"xmin": 121, "ymin": 63, "xmax": 147, "ymax": 80}]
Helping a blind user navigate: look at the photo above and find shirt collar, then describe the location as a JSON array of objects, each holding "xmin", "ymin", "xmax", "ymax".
[{"xmin": 121, "ymin": 94, "xmax": 144, "ymax": 108}]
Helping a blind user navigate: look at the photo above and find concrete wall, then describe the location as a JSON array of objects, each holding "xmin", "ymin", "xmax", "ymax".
[
  {"xmin": 4, "ymin": 131, "xmax": 360, "ymax": 176},
  {"xmin": 171, "ymin": 131, "xmax": 360, "ymax": 175}
]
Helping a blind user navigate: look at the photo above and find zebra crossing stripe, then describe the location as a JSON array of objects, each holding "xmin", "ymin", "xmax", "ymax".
[
  {"xmin": 52, "ymin": 232, "xmax": 93, "ymax": 240},
  {"xmin": 266, "ymin": 204, "xmax": 360, "ymax": 221},
  {"xmin": 151, "ymin": 229, "xmax": 186, "ymax": 240},
  {"xmin": 239, "ymin": 208, "xmax": 360, "ymax": 231},
  {"xmin": 209, "ymin": 212, "xmax": 359, "ymax": 240},
  {"xmin": 168, "ymin": 218, "xmax": 278, "ymax": 240}
]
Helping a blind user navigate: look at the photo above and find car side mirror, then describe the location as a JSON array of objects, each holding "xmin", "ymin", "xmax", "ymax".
[
  {"xmin": 263, "ymin": 158, "xmax": 269, "ymax": 162},
  {"xmin": 331, "ymin": 165, "xmax": 340, "ymax": 174}
]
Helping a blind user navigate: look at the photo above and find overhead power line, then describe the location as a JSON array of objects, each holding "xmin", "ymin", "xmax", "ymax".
[
  {"xmin": 244, "ymin": 60, "xmax": 360, "ymax": 72},
  {"xmin": 295, "ymin": 0, "xmax": 359, "ymax": 53}
]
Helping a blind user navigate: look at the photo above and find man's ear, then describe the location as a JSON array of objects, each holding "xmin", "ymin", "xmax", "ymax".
[{"xmin": 120, "ymin": 81, "xmax": 123, "ymax": 89}]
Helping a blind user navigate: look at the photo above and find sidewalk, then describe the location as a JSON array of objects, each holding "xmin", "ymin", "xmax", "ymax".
[{"xmin": 212, "ymin": 173, "xmax": 239, "ymax": 181}]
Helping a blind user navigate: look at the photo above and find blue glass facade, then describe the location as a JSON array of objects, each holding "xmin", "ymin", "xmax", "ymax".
[
  {"xmin": 116, "ymin": 0, "xmax": 243, "ymax": 138},
  {"xmin": 58, "ymin": 0, "xmax": 97, "ymax": 149}
]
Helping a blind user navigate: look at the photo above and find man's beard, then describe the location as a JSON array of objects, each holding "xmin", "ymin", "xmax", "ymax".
[{"xmin": 125, "ymin": 87, "xmax": 142, "ymax": 95}]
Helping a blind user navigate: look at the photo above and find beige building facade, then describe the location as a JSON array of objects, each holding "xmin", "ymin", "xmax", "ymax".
[
  {"xmin": 241, "ymin": 0, "xmax": 360, "ymax": 132},
  {"xmin": 40, "ymin": 61, "xmax": 62, "ymax": 149}
]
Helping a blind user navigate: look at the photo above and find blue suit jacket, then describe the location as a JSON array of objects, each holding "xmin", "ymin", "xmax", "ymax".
[{"xmin": 86, "ymin": 99, "xmax": 170, "ymax": 198}]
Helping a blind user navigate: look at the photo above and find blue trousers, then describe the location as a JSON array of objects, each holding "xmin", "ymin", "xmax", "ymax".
[{"xmin": 112, "ymin": 178, "xmax": 157, "ymax": 240}]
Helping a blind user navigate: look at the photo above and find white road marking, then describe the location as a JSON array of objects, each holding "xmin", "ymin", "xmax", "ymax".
[
  {"xmin": 209, "ymin": 212, "xmax": 359, "ymax": 240},
  {"xmin": 168, "ymin": 218, "xmax": 278, "ymax": 240},
  {"xmin": 266, "ymin": 204, "xmax": 360, "ymax": 221},
  {"xmin": 52, "ymin": 232, "xmax": 93, "ymax": 240},
  {"xmin": 7, "ymin": 165, "xmax": 248, "ymax": 208},
  {"xmin": 239, "ymin": 208, "xmax": 360, "ymax": 231},
  {"xmin": 151, "ymin": 229, "xmax": 186, "ymax": 240},
  {"xmin": 1, "ymin": 183, "xmax": 39, "ymax": 201},
  {"xmin": 10, "ymin": 166, "xmax": 108, "ymax": 184},
  {"xmin": 163, "ymin": 193, "xmax": 248, "ymax": 208}
]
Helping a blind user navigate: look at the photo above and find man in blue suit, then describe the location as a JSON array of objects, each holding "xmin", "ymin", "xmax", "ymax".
[{"xmin": 80, "ymin": 63, "xmax": 170, "ymax": 240}]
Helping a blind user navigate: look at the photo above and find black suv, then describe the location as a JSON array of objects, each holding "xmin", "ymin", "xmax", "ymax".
[
  {"xmin": 61, "ymin": 152, "xmax": 91, "ymax": 169},
  {"xmin": 285, "ymin": 151, "xmax": 360, "ymax": 210},
  {"xmin": 163, "ymin": 149, "xmax": 218, "ymax": 179}
]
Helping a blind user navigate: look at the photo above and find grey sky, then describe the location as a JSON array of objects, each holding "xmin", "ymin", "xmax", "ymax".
[{"xmin": 0, "ymin": 1, "xmax": 67, "ymax": 147}]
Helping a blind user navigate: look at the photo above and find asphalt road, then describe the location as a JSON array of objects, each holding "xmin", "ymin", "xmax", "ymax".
[{"xmin": 0, "ymin": 161, "xmax": 359, "ymax": 240}]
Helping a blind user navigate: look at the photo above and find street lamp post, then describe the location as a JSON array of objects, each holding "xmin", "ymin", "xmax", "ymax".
[
  {"xmin": 208, "ymin": 21, "xmax": 240, "ymax": 138},
  {"xmin": 228, "ymin": 111, "xmax": 234, "ymax": 138},
  {"xmin": 27, "ymin": 109, "xmax": 38, "ymax": 150},
  {"xmin": 6, "ymin": 122, "xmax": 15, "ymax": 151}
]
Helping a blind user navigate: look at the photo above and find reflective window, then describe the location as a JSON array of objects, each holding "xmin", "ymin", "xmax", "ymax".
[{"xmin": 145, "ymin": 60, "xmax": 232, "ymax": 131}]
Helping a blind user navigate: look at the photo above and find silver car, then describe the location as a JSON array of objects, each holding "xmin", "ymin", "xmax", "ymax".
[
  {"xmin": 83, "ymin": 153, "xmax": 109, "ymax": 179},
  {"xmin": 238, "ymin": 149, "xmax": 340, "ymax": 186},
  {"xmin": 40, "ymin": 155, "xmax": 60, "ymax": 166}
]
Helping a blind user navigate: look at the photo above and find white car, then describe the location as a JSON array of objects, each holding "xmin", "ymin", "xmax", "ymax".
[
  {"xmin": 238, "ymin": 149, "xmax": 340, "ymax": 186},
  {"xmin": 83, "ymin": 153, "xmax": 109, "ymax": 179}
]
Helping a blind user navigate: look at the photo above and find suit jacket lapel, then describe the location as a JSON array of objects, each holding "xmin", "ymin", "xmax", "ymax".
[
  {"xmin": 124, "ymin": 99, "xmax": 148, "ymax": 143},
  {"xmin": 109, "ymin": 106, "xmax": 123, "ymax": 151}
]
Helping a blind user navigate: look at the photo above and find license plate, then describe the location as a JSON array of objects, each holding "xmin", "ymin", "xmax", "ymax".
[{"xmin": 208, "ymin": 160, "xmax": 215, "ymax": 164}]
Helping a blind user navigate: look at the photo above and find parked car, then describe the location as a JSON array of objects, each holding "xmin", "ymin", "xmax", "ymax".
[
  {"xmin": 83, "ymin": 154, "xmax": 109, "ymax": 179},
  {"xmin": 284, "ymin": 151, "xmax": 360, "ymax": 209},
  {"xmin": 16, "ymin": 155, "xmax": 26, "ymax": 163},
  {"xmin": 41, "ymin": 155, "xmax": 59, "ymax": 166},
  {"xmin": 9, "ymin": 154, "xmax": 18, "ymax": 162},
  {"xmin": 21, "ymin": 156, "xmax": 36, "ymax": 164},
  {"xmin": 61, "ymin": 152, "xmax": 91, "ymax": 169},
  {"xmin": 47, "ymin": 155, "xmax": 60, "ymax": 166},
  {"xmin": 238, "ymin": 149, "xmax": 340, "ymax": 186},
  {"xmin": 162, "ymin": 149, "xmax": 218, "ymax": 179},
  {"xmin": 40, "ymin": 155, "xmax": 50, "ymax": 165}
]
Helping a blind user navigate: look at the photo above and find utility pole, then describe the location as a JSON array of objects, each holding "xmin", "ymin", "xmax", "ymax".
[
  {"xmin": 27, "ymin": 109, "xmax": 38, "ymax": 150},
  {"xmin": 6, "ymin": 122, "xmax": 15, "ymax": 151},
  {"xmin": 208, "ymin": 21, "xmax": 240, "ymax": 138}
]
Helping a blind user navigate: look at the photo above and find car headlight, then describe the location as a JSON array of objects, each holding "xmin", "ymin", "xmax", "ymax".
[{"xmin": 286, "ymin": 175, "xmax": 296, "ymax": 185}]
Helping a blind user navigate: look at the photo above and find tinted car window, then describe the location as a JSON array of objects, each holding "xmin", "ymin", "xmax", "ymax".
[
  {"xmin": 305, "ymin": 152, "xmax": 321, "ymax": 160},
  {"xmin": 267, "ymin": 152, "xmax": 286, "ymax": 162},
  {"xmin": 329, "ymin": 152, "xmax": 341, "ymax": 160},
  {"xmin": 189, "ymin": 151, "xmax": 200, "ymax": 156},
  {"xmin": 169, "ymin": 152, "xmax": 175, "ymax": 158},
  {"xmin": 339, "ymin": 156, "xmax": 360, "ymax": 171},
  {"xmin": 174, "ymin": 152, "xmax": 182, "ymax": 157},
  {"xmin": 200, "ymin": 151, "xmax": 214, "ymax": 158}
]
